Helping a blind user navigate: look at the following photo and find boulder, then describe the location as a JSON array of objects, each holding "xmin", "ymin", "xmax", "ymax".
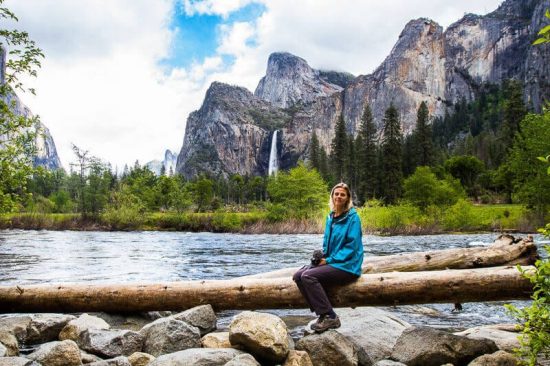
[
  {"xmin": 26, "ymin": 314, "xmax": 76, "ymax": 344},
  {"xmin": 229, "ymin": 311, "xmax": 290, "ymax": 363},
  {"xmin": 455, "ymin": 324, "xmax": 520, "ymax": 352},
  {"xmin": 87, "ymin": 356, "xmax": 132, "ymax": 366},
  {"xmin": 139, "ymin": 317, "xmax": 201, "ymax": 357},
  {"xmin": 173, "ymin": 305, "xmax": 217, "ymax": 336},
  {"xmin": 0, "ymin": 357, "xmax": 40, "ymax": 366},
  {"xmin": 202, "ymin": 332, "xmax": 233, "ymax": 348},
  {"xmin": 467, "ymin": 350, "xmax": 518, "ymax": 366},
  {"xmin": 296, "ymin": 330, "xmax": 362, "ymax": 366},
  {"xmin": 337, "ymin": 307, "xmax": 410, "ymax": 362},
  {"xmin": 148, "ymin": 348, "xmax": 244, "ymax": 366},
  {"xmin": 26, "ymin": 339, "xmax": 82, "ymax": 366},
  {"xmin": 0, "ymin": 316, "xmax": 31, "ymax": 343},
  {"xmin": 223, "ymin": 353, "xmax": 260, "ymax": 366},
  {"xmin": 60, "ymin": 314, "xmax": 110, "ymax": 341},
  {"xmin": 127, "ymin": 352, "xmax": 155, "ymax": 366},
  {"xmin": 373, "ymin": 361, "xmax": 407, "ymax": 366},
  {"xmin": 81, "ymin": 349, "xmax": 103, "ymax": 364},
  {"xmin": 79, "ymin": 329, "xmax": 143, "ymax": 358},
  {"xmin": 0, "ymin": 331, "xmax": 19, "ymax": 356},
  {"xmin": 391, "ymin": 326, "xmax": 499, "ymax": 366},
  {"xmin": 283, "ymin": 350, "xmax": 314, "ymax": 366},
  {"xmin": 0, "ymin": 342, "xmax": 7, "ymax": 357}
]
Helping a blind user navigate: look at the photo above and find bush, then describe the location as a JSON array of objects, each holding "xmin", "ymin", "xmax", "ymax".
[{"xmin": 442, "ymin": 199, "xmax": 476, "ymax": 231}]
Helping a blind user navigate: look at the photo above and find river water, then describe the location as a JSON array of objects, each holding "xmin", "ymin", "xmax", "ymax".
[{"xmin": 1, "ymin": 230, "xmax": 547, "ymax": 332}]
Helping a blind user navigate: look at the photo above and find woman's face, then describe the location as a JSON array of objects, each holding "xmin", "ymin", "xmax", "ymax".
[{"xmin": 332, "ymin": 187, "xmax": 348, "ymax": 209}]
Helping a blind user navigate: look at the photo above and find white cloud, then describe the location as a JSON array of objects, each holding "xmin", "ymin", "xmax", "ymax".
[{"xmin": 4, "ymin": 0, "xmax": 504, "ymax": 170}]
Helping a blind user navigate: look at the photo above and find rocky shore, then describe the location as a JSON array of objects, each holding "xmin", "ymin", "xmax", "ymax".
[{"xmin": 0, "ymin": 305, "xmax": 526, "ymax": 366}]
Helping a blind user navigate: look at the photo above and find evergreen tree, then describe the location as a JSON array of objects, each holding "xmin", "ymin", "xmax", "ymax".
[
  {"xmin": 379, "ymin": 104, "xmax": 403, "ymax": 204},
  {"xmin": 356, "ymin": 103, "xmax": 378, "ymax": 203},
  {"xmin": 501, "ymin": 80, "xmax": 527, "ymax": 150},
  {"xmin": 309, "ymin": 131, "xmax": 321, "ymax": 172},
  {"xmin": 414, "ymin": 101, "xmax": 434, "ymax": 167},
  {"xmin": 330, "ymin": 114, "xmax": 348, "ymax": 184},
  {"xmin": 346, "ymin": 135, "xmax": 357, "ymax": 195}
]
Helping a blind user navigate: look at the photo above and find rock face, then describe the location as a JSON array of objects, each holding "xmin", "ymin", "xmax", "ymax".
[{"xmin": 177, "ymin": 0, "xmax": 550, "ymax": 179}]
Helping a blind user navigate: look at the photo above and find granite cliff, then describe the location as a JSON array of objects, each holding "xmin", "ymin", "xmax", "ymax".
[{"xmin": 177, "ymin": 0, "xmax": 550, "ymax": 179}]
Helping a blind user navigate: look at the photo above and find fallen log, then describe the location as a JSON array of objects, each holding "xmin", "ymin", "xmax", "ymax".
[
  {"xmin": 0, "ymin": 266, "xmax": 533, "ymax": 313},
  {"xmin": 241, "ymin": 234, "xmax": 538, "ymax": 279}
]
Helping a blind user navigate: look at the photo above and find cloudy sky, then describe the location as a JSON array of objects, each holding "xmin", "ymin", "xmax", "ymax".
[{"xmin": 5, "ymin": 0, "xmax": 503, "ymax": 170}]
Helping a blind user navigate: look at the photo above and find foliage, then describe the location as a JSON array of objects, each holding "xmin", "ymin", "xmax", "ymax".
[
  {"xmin": 267, "ymin": 163, "xmax": 327, "ymax": 220},
  {"xmin": 444, "ymin": 155, "xmax": 485, "ymax": 198},
  {"xmin": 379, "ymin": 104, "xmax": 403, "ymax": 204},
  {"xmin": 0, "ymin": 1, "xmax": 44, "ymax": 212},
  {"xmin": 330, "ymin": 113, "xmax": 348, "ymax": 184},
  {"xmin": 533, "ymin": 9, "xmax": 550, "ymax": 45},
  {"xmin": 403, "ymin": 166, "xmax": 465, "ymax": 211},
  {"xmin": 356, "ymin": 103, "xmax": 378, "ymax": 203},
  {"xmin": 404, "ymin": 101, "xmax": 434, "ymax": 176}
]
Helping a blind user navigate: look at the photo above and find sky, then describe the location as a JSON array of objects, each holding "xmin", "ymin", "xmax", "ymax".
[{"xmin": 5, "ymin": 0, "xmax": 504, "ymax": 171}]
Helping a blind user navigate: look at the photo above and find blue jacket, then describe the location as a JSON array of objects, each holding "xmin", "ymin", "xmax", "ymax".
[{"xmin": 322, "ymin": 207, "xmax": 364, "ymax": 276}]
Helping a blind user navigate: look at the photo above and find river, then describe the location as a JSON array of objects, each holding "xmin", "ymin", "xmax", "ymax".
[{"xmin": 1, "ymin": 230, "xmax": 547, "ymax": 332}]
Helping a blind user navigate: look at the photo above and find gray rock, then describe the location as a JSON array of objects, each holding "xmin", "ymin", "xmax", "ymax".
[
  {"xmin": 127, "ymin": 351, "xmax": 155, "ymax": 366},
  {"xmin": 81, "ymin": 349, "xmax": 103, "ymax": 364},
  {"xmin": 26, "ymin": 313, "xmax": 76, "ymax": 344},
  {"xmin": 229, "ymin": 311, "xmax": 290, "ymax": 363},
  {"xmin": 172, "ymin": 305, "xmax": 217, "ymax": 336},
  {"xmin": 467, "ymin": 350, "xmax": 518, "ymax": 366},
  {"xmin": 26, "ymin": 339, "xmax": 82, "ymax": 366},
  {"xmin": 0, "ymin": 357, "xmax": 40, "ymax": 366},
  {"xmin": 455, "ymin": 324, "xmax": 520, "ymax": 352},
  {"xmin": 282, "ymin": 350, "xmax": 313, "ymax": 366},
  {"xmin": 223, "ymin": 353, "xmax": 260, "ymax": 366},
  {"xmin": 373, "ymin": 361, "xmax": 407, "ymax": 366},
  {"xmin": 0, "ymin": 316, "xmax": 31, "ymax": 343},
  {"xmin": 139, "ymin": 317, "xmax": 201, "ymax": 357},
  {"xmin": 0, "ymin": 331, "xmax": 19, "ymax": 356},
  {"xmin": 337, "ymin": 307, "xmax": 410, "ymax": 363},
  {"xmin": 0, "ymin": 342, "xmax": 7, "ymax": 357},
  {"xmin": 296, "ymin": 330, "xmax": 362, "ymax": 366},
  {"xmin": 60, "ymin": 314, "xmax": 110, "ymax": 342},
  {"xmin": 79, "ymin": 329, "xmax": 143, "ymax": 358},
  {"xmin": 391, "ymin": 326, "xmax": 499, "ymax": 366},
  {"xmin": 148, "ymin": 348, "xmax": 244, "ymax": 366},
  {"xmin": 87, "ymin": 356, "xmax": 131, "ymax": 366}
]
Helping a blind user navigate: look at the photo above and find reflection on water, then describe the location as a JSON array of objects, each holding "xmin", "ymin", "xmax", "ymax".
[{"xmin": 0, "ymin": 229, "xmax": 543, "ymax": 329}]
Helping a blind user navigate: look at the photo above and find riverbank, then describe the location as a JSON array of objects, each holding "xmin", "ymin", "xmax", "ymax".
[{"xmin": 0, "ymin": 203, "xmax": 537, "ymax": 234}]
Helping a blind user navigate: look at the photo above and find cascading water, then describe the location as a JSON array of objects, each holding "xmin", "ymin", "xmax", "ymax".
[{"xmin": 268, "ymin": 130, "xmax": 279, "ymax": 175}]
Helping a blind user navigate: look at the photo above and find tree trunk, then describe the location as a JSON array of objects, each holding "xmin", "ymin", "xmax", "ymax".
[
  {"xmin": 0, "ymin": 266, "xmax": 533, "ymax": 313},
  {"xmin": 241, "ymin": 234, "xmax": 537, "ymax": 279}
]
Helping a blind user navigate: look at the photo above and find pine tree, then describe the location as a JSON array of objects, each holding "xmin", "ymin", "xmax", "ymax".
[
  {"xmin": 309, "ymin": 131, "xmax": 321, "ymax": 172},
  {"xmin": 501, "ymin": 80, "xmax": 527, "ymax": 148},
  {"xmin": 380, "ymin": 104, "xmax": 403, "ymax": 204},
  {"xmin": 414, "ymin": 101, "xmax": 434, "ymax": 168},
  {"xmin": 330, "ymin": 114, "xmax": 348, "ymax": 184},
  {"xmin": 356, "ymin": 103, "xmax": 378, "ymax": 203},
  {"xmin": 346, "ymin": 135, "xmax": 357, "ymax": 195}
]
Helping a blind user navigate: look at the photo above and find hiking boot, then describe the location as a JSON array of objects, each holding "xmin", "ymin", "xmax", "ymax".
[{"xmin": 311, "ymin": 315, "xmax": 341, "ymax": 332}]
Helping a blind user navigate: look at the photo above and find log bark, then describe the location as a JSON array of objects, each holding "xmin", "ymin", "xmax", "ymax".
[
  {"xmin": 241, "ymin": 234, "xmax": 538, "ymax": 279},
  {"xmin": 0, "ymin": 266, "xmax": 533, "ymax": 313}
]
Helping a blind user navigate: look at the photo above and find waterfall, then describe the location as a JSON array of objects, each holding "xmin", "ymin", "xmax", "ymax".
[{"xmin": 268, "ymin": 130, "xmax": 279, "ymax": 175}]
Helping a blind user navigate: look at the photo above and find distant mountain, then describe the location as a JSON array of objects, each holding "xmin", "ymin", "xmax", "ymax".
[
  {"xmin": 146, "ymin": 149, "xmax": 178, "ymax": 176},
  {"xmin": 0, "ymin": 46, "xmax": 62, "ymax": 170},
  {"xmin": 176, "ymin": 0, "xmax": 550, "ymax": 179}
]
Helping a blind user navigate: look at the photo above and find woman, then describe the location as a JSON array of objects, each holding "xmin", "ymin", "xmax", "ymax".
[{"xmin": 293, "ymin": 182, "xmax": 364, "ymax": 332}]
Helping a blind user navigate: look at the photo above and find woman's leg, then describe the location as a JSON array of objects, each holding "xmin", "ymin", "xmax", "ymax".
[{"xmin": 292, "ymin": 266, "xmax": 315, "ymax": 312}]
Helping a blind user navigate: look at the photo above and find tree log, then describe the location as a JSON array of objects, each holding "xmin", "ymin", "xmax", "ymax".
[
  {"xmin": 241, "ymin": 234, "xmax": 538, "ymax": 279},
  {"xmin": 0, "ymin": 266, "xmax": 533, "ymax": 313}
]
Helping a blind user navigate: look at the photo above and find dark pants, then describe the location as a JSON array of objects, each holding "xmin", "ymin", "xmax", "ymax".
[{"xmin": 292, "ymin": 264, "xmax": 358, "ymax": 316}]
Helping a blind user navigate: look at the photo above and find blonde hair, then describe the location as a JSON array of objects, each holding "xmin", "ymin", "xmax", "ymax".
[{"xmin": 329, "ymin": 182, "xmax": 353, "ymax": 212}]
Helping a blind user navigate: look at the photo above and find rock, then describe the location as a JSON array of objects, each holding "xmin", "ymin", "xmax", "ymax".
[
  {"xmin": 223, "ymin": 353, "xmax": 260, "ymax": 366},
  {"xmin": 139, "ymin": 317, "xmax": 201, "ymax": 357},
  {"xmin": 468, "ymin": 350, "xmax": 518, "ymax": 366},
  {"xmin": 79, "ymin": 329, "xmax": 143, "ymax": 358},
  {"xmin": 127, "ymin": 352, "xmax": 155, "ymax": 366},
  {"xmin": 0, "ymin": 342, "xmax": 7, "ymax": 357},
  {"xmin": 202, "ymin": 332, "xmax": 233, "ymax": 348},
  {"xmin": 455, "ymin": 324, "xmax": 520, "ymax": 352},
  {"xmin": 26, "ymin": 339, "xmax": 82, "ymax": 366},
  {"xmin": 229, "ymin": 311, "xmax": 290, "ymax": 363},
  {"xmin": 26, "ymin": 314, "xmax": 76, "ymax": 344},
  {"xmin": 0, "ymin": 316, "xmax": 31, "ymax": 343},
  {"xmin": 337, "ymin": 307, "xmax": 410, "ymax": 363},
  {"xmin": 296, "ymin": 330, "xmax": 362, "ymax": 366},
  {"xmin": 87, "ymin": 356, "xmax": 131, "ymax": 366},
  {"xmin": 172, "ymin": 304, "xmax": 217, "ymax": 336},
  {"xmin": 283, "ymin": 350, "xmax": 313, "ymax": 366},
  {"xmin": 391, "ymin": 326, "xmax": 499, "ymax": 366},
  {"xmin": 148, "ymin": 348, "xmax": 244, "ymax": 366},
  {"xmin": 0, "ymin": 331, "xmax": 19, "ymax": 356},
  {"xmin": 60, "ymin": 314, "xmax": 110, "ymax": 341},
  {"xmin": 81, "ymin": 349, "xmax": 103, "ymax": 364},
  {"xmin": 373, "ymin": 361, "xmax": 407, "ymax": 366},
  {"xmin": 0, "ymin": 357, "xmax": 40, "ymax": 366}
]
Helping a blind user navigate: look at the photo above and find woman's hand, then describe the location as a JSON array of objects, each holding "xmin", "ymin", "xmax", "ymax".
[{"xmin": 319, "ymin": 258, "xmax": 327, "ymax": 265}]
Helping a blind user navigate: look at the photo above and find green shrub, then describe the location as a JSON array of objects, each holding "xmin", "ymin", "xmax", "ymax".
[{"xmin": 442, "ymin": 199, "xmax": 476, "ymax": 231}]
